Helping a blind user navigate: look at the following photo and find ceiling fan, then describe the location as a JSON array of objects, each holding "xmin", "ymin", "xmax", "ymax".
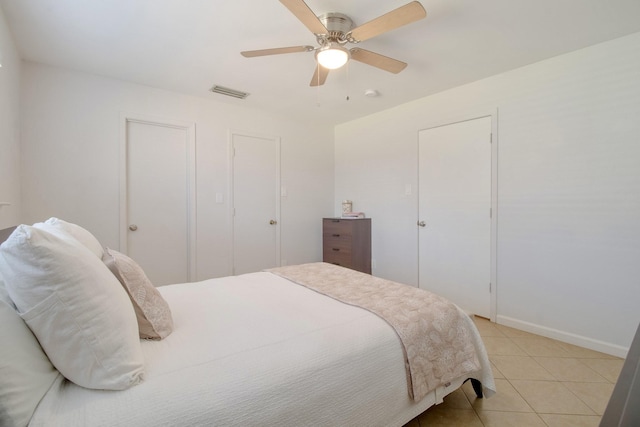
[{"xmin": 241, "ymin": 0, "xmax": 427, "ymax": 87}]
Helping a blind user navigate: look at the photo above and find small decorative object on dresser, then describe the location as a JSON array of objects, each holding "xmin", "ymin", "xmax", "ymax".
[
  {"xmin": 323, "ymin": 218, "xmax": 372, "ymax": 274},
  {"xmin": 342, "ymin": 200, "xmax": 353, "ymax": 215}
]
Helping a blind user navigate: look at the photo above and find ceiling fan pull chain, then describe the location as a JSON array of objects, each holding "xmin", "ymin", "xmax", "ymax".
[
  {"xmin": 346, "ymin": 61, "xmax": 350, "ymax": 101},
  {"xmin": 316, "ymin": 63, "xmax": 321, "ymax": 107}
]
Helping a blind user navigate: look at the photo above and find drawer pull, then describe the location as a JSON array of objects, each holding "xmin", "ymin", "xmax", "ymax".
[
  {"xmin": 332, "ymin": 219, "xmax": 340, "ymax": 223},
  {"xmin": 332, "ymin": 248, "xmax": 340, "ymax": 252},
  {"xmin": 332, "ymin": 234, "xmax": 340, "ymax": 237}
]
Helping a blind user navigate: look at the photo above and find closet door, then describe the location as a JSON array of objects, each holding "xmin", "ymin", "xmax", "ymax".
[
  {"xmin": 418, "ymin": 117, "xmax": 492, "ymax": 317},
  {"xmin": 231, "ymin": 131, "xmax": 280, "ymax": 275},
  {"xmin": 121, "ymin": 115, "xmax": 196, "ymax": 286}
]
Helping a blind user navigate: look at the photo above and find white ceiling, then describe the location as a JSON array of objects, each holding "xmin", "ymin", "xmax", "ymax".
[{"xmin": 2, "ymin": 0, "xmax": 640, "ymax": 126}]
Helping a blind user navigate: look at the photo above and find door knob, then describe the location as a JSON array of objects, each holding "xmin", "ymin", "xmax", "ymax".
[
  {"xmin": 129, "ymin": 224, "xmax": 138, "ymax": 231},
  {"xmin": 269, "ymin": 220, "xmax": 277, "ymax": 225},
  {"xmin": 417, "ymin": 221, "xmax": 426, "ymax": 227}
]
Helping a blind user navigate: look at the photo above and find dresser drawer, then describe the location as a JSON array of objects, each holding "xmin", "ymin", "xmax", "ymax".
[
  {"xmin": 322, "ymin": 250, "xmax": 353, "ymax": 268},
  {"xmin": 322, "ymin": 234, "xmax": 352, "ymax": 251},
  {"xmin": 322, "ymin": 219, "xmax": 353, "ymax": 237},
  {"xmin": 323, "ymin": 244, "xmax": 351, "ymax": 258}
]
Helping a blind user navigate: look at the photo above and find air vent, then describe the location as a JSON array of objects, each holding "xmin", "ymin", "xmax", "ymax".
[{"xmin": 209, "ymin": 85, "xmax": 250, "ymax": 99}]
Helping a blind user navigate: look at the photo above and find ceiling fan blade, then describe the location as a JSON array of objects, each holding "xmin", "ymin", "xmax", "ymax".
[
  {"xmin": 241, "ymin": 45, "xmax": 314, "ymax": 57},
  {"xmin": 350, "ymin": 48, "xmax": 407, "ymax": 74},
  {"xmin": 349, "ymin": 1, "xmax": 426, "ymax": 42},
  {"xmin": 279, "ymin": 0, "xmax": 328, "ymax": 34},
  {"xmin": 310, "ymin": 64, "xmax": 330, "ymax": 87}
]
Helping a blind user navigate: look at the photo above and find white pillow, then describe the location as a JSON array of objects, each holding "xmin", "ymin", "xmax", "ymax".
[
  {"xmin": 0, "ymin": 225, "xmax": 144, "ymax": 390},
  {"xmin": 0, "ymin": 281, "xmax": 60, "ymax": 427},
  {"xmin": 33, "ymin": 217, "xmax": 104, "ymax": 258}
]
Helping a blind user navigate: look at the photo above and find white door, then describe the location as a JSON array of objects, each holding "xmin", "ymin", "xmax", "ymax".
[
  {"xmin": 231, "ymin": 132, "xmax": 280, "ymax": 275},
  {"xmin": 418, "ymin": 117, "xmax": 492, "ymax": 317},
  {"xmin": 122, "ymin": 116, "xmax": 196, "ymax": 286}
]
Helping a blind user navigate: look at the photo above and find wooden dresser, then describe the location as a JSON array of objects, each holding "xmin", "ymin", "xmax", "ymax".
[{"xmin": 322, "ymin": 218, "xmax": 371, "ymax": 274}]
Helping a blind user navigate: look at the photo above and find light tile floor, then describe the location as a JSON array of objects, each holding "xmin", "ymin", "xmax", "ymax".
[{"xmin": 404, "ymin": 317, "xmax": 624, "ymax": 427}]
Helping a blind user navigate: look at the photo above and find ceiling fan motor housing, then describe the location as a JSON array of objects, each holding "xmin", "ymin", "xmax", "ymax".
[{"xmin": 317, "ymin": 13, "xmax": 354, "ymax": 44}]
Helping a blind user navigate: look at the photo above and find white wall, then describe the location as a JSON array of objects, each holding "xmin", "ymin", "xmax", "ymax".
[
  {"xmin": 20, "ymin": 62, "xmax": 334, "ymax": 279},
  {"xmin": 335, "ymin": 32, "xmax": 640, "ymax": 356},
  {"xmin": 0, "ymin": 6, "xmax": 21, "ymax": 228}
]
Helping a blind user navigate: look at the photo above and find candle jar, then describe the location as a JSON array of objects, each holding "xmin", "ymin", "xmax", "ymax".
[{"xmin": 342, "ymin": 200, "xmax": 352, "ymax": 214}]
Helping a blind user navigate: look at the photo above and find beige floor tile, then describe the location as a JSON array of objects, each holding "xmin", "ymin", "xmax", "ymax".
[
  {"xmin": 510, "ymin": 336, "xmax": 571, "ymax": 357},
  {"xmin": 402, "ymin": 416, "xmax": 420, "ymax": 427},
  {"xmin": 510, "ymin": 380, "xmax": 595, "ymax": 415},
  {"xmin": 473, "ymin": 318, "xmax": 506, "ymax": 337},
  {"xmin": 477, "ymin": 410, "xmax": 547, "ymax": 426},
  {"xmin": 579, "ymin": 358, "xmax": 624, "ymax": 383},
  {"xmin": 534, "ymin": 357, "xmax": 607, "ymax": 382},
  {"xmin": 399, "ymin": 320, "xmax": 622, "ymax": 426},
  {"xmin": 490, "ymin": 361, "xmax": 505, "ymax": 379},
  {"xmin": 401, "ymin": 321, "xmax": 623, "ymax": 426},
  {"xmin": 438, "ymin": 387, "xmax": 472, "ymax": 409},
  {"xmin": 490, "ymin": 355, "xmax": 555, "ymax": 380},
  {"xmin": 463, "ymin": 378, "xmax": 534, "ymax": 412},
  {"xmin": 538, "ymin": 413, "xmax": 601, "ymax": 427},
  {"xmin": 482, "ymin": 336, "xmax": 528, "ymax": 356},
  {"xmin": 563, "ymin": 381, "xmax": 615, "ymax": 415},
  {"xmin": 472, "ymin": 316, "xmax": 491, "ymax": 325},
  {"xmin": 494, "ymin": 324, "xmax": 540, "ymax": 338},
  {"xmin": 554, "ymin": 341, "xmax": 619, "ymax": 359},
  {"xmin": 419, "ymin": 406, "xmax": 483, "ymax": 426}
]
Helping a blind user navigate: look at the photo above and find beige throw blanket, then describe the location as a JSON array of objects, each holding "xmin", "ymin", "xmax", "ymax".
[{"xmin": 267, "ymin": 262, "xmax": 482, "ymax": 401}]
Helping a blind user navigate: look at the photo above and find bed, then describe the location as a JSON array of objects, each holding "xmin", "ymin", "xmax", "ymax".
[{"xmin": 0, "ymin": 220, "xmax": 495, "ymax": 427}]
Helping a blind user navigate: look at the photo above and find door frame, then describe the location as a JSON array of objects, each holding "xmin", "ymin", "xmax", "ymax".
[
  {"xmin": 417, "ymin": 110, "xmax": 498, "ymax": 321},
  {"xmin": 228, "ymin": 129, "xmax": 281, "ymax": 275},
  {"xmin": 119, "ymin": 111, "xmax": 197, "ymax": 281}
]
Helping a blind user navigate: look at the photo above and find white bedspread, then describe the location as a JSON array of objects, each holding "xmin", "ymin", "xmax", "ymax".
[{"xmin": 30, "ymin": 271, "xmax": 494, "ymax": 427}]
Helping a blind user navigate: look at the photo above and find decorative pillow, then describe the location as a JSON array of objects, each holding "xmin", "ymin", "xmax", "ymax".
[
  {"xmin": 0, "ymin": 225, "xmax": 144, "ymax": 390},
  {"xmin": 0, "ymin": 280, "xmax": 61, "ymax": 427},
  {"xmin": 33, "ymin": 217, "xmax": 104, "ymax": 258},
  {"xmin": 103, "ymin": 248, "xmax": 174, "ymax": 340}
]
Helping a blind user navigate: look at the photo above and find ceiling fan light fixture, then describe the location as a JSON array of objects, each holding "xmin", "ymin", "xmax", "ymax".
[{"xmin": 315, "ymin": 44, "xmax": 350, "ymax": 69}]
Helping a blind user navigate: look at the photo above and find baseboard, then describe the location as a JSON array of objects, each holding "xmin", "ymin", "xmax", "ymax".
[{"xmin": 496, "ymin": 315, "xmax": 629, "ymax": 358}]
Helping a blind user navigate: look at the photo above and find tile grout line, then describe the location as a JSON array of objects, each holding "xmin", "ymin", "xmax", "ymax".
[
  {"xmin": 491, "ymin": 329, "xmax": 609, "ymax": 420},
  {"xmin": 409, "ymin": 319, "xmax": 619, "ymax": 426}
]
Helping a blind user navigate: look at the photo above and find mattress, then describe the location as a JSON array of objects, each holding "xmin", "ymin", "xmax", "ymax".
[{"xmin": 30, "ymin": 271, "xmax": 493, "ymax": 426}]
